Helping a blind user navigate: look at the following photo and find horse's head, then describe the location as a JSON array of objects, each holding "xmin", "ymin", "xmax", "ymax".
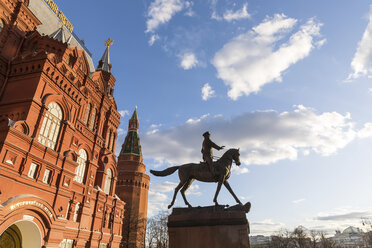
[
  {"xmin": 233, "ymin": 148, "xmax": 241, "ymax": 166},
  {"xmin": 220, "ymin": 148, "xmax": 241, "ymax": 166}
]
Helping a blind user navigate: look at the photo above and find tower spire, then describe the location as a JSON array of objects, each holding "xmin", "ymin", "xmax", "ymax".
[
  {"xmin": 96, "ymin": 38, "xmax": 113, "ymax": 72},
  {"xmin": 120, "ymin": 107, "xmax": 141, "ymax": 157}
]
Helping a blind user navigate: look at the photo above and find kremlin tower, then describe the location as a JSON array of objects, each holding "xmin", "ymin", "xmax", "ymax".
[{"xmin": 116, "ymin": 108, "xmax": 150, "ymax": 248}]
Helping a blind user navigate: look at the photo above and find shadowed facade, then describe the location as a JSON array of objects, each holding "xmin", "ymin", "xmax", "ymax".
[{"xmin": 0, "ymin": 0, "xmax": 149, "ymax": 247}]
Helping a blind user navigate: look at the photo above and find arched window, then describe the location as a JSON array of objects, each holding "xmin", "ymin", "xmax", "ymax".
[
  {"xmin": 73, "ymin": 202, "xmax": 80, "ymax": 222},
  {"xmin": 38, "ymin": 102, "xmax": 63, "ymax": 150},
  {"xmin": 89, "ymin": 108, "xmax": 96, "ymax": 130},
  {"xmin": 83, "ymin": 103, "xmax": 91, "ymax": 124},
  {"xmin": 0, "ymin": 20, "xmax": 4, "ymax": 34},
  {"xmin": 103, "ymin": 169, "xmax": 112, "ymax": 195},
  {"xmin": 106, "ymin": 129, "xmax": 111, "ymax": 149},
  {"xmin": 74, "ymin": 149, "xmax": 87, "ymax": 183},
  {"xmin": 109, "ymin": 133, "xmax": 115, "ymax": 152}
]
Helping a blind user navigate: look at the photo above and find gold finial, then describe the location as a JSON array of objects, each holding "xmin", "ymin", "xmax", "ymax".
[
  {"xmin": 135, "ymin": 105, "xmax": 137, "ymax": 110},
  {"xmin": 105, "ymin": 38, "xmax": 114, "ymax": 48}
]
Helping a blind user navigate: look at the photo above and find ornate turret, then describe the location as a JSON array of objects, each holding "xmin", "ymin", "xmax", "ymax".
[
  {"xmin": 96, "ymin": 38, "xmax": 113, "ymax": 72},
  {"xmin": 120, "ymin": 107, "xmax": 142, "ymax": 157}
]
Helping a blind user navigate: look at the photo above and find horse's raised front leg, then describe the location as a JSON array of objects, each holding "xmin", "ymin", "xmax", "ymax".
[
  {"xmin": 213, "ymin": 180, "xmax": 223, "ymax": 206},
  {"xmin": 180, "ymin": 178, "xmax": 194, "ymax": 208},
  {"xmin": 168, "ymin": 181, "xmax": 184, "ymax": 209},
  {"xmin": 224, "ymin": 180, "xmax": 242, "ymax": 205}
]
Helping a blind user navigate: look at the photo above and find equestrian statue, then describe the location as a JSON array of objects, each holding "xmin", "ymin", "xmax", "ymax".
[{"xmin": 150, "ymin": 131, "xmax": 244, "ymax": 209}]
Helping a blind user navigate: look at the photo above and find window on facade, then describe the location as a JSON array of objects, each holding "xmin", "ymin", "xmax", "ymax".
[
  {"xmin": 74, "ymin": 149, "xmax": 87, "ymax": 183},
  {"xmin": 89, "ymin": 108, "xmax": 96, "ymax": 130},
  {"xmin": 109, "ymin": 133, "xmax": 115, "ymax": 152},
  {"xmin": 108, "ymin": 212, "xmax": 113, "ymax": 229},
  {"xmin": 28, "ymin": 163, "xmax": 38, "ymax": 179},
  {"xmin": 103, "ymin": 169, "xmax": 112, "ymax": 195},
  {"xmin": 38, "ymin": 102, "xmax": 63, "ymax": 150},
  {"xmin": 66, "ymin": 201, "xmax": 71, "ymax": 219},
  {"xmin": 106, "ymin": 129, "xmax": 111, "ymax": 149},
  {"xmin": 0, "ymin": 20, "xmax": 4, "ymax": 34},
  {"xmin": 83, "ymin": 103, "xmax": 90, "ymax": 124},
  {"xmin": 60, "ymin": 239, "xmax": 74, "ymax": 248},
  {"xmin": 66, "ymin": 55, "xmax": 73, "ymax": 67},
  {"xmin": 65, "ymin": 55, "xmax": 70, "ymax": 66},
  {"xmin": 42, "ymin": 169, "xmax": 51, "ymax": 183},
  {"xmin": 99, "ymin": 243, "xmax": 108, "ymax": 248},
  {"xmin": 73, "ymin": 202, "xmax": 80, "ymax": 222}
]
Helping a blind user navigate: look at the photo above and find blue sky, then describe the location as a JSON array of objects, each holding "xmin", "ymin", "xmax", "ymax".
[{"xmin": 58, "ymin": 0, "xmax": 372, "ymax": 235}]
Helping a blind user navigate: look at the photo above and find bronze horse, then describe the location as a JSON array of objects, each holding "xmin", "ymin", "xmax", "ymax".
[{"xmin": 150, "ymin": 148, "xmax": 243, "ymax": 208}]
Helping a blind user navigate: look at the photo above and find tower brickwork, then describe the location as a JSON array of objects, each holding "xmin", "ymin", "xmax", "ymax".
[{"xmin": 116, "ymin": 108, "xmax": 150, "ymax": 248}]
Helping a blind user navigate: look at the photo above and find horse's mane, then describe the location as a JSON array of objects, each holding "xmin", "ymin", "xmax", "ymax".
[{"xmin": 218, "ymin": 148, "xmax": 237, "ymax": 162}]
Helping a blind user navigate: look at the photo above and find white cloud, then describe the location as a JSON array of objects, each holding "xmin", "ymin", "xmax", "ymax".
[
  {"xmin": 150, "ymin": 124, "xmax": 163, "ymax": 129},
  {"xmin": 251, "ymin": 208, "xmax": 372, "ymax": 235},
  {"xmin": 250, "ymin": 208, "xmax": 372, "ymax": 235},
  {"xmin": 142, "ymin": 105, "xmax": 372, "ymax": 169},
  {"xmin": 147, "ymin": 190, "xmax": 169, "ymax": 216},
  {"xmin": 201, "ymin": 83, "xmax": 216, "ymax": 101},
  {"xmin": 210, "ymin": 0, "xmax": 221, "ymax": 20},
  {"xmin": 146, "ymin": 0, "xmax": 191, "ymax": 33},
  {"xmin": 316, "ymin": 38, "xmax": 327, "ymax": 48},
  {"xmin": 185, "ymin": 184, "xmax": 201, "ymax": 196},
  {"xmin": 148, "ymin": 181, "xmax": 201, "ymax": 214},
  {"xmin": 117, "ymin": 128, "xmax": 125, "ymax": 136},
  {"xmin": 347, "ymin": 6, "xmax": 372, "ymax": 80},
  {"xmin": 184, "ymin": 2, "xmax": 194, "ymax": 17},
  {"xmin": 300, "ymin": 207, "xmax": 372, "ymax": 234},
  {"xmin": 358, "ymin": 123, "xmax": 372, "ymax": 138},
  {"xmin": 149, "ymin": 34, "xmax": 160, "ymax": 46},
  {"xmin": 147, "ymin": 129, "xmax": 159, "ymax": 135},
  {"xmin": 180, "ymin": 52, "xmax": 199, "ymax": 70},
  {"xmin": 316, "ymin": 208, "xmax": 372, "ymax": 222},
  {"xmin": 231, "ymin": 166, "xmax": 249, "ymax": 175},
  {"xmin": 186, "ymin": 113, "xmax": 209, "ymax": 124},
  {"xmin": 212, "ymin": 14, "xmax": 324, "ymax": 100},
  {"xmin": 293, "ymin": 198, "xmax": 306, "ymax": 204},
  {"xmin": 118, "ymin": 110, "xmax": 129, "ymax": 118},
  {"xmin": 147, "ymin": 124, "xmax": 163, "ymax": 135},
  {"xmin": 250, "ymin": 219, "xmax": 285, "ymax": 235},
  {"xmin": 151, "ymin": 181, "xmax": 178, "ymax": 193},
  {"xmin": 223, "ymin": 3, "xmax": 250, "ymax": 22},
  {"xmin": 149, "ymin": 190, "xmax": 168, "ymax": 202}
]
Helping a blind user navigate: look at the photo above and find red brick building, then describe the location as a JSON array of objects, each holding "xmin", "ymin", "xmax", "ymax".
[{"xmin": 0, "ymin": 0, "xmax": 149, "ymax": 247}]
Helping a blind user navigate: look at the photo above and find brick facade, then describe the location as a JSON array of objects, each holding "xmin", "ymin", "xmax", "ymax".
[{"xmin": 0, "ymin": 0, "xmax": 149, "ymax": 247}]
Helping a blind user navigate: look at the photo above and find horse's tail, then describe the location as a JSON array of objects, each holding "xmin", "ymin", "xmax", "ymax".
[{"xmin": 150, "ymin": 166, "xmax": 180, "ymax": 177}]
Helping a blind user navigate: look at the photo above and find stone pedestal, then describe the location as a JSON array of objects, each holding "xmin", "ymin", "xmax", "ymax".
[{"xmin": 168, "ymin": 205, "xmax": 250, "ymax": 248}]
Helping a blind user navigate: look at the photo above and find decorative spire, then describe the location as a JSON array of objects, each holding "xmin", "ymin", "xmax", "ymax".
[
  {"xmin": 96, "ymin": 38, "xmax": 113, "ymax": 72},
  {"xmin": 131, "ymin": 106, "xmax": 138, "ymax": 120},
  {"xmin": 128, "ymin": 106, "xmax": 139, "ymax": 132},
  {"xmin": 49, "ymin": 24, "xmax": 72, "ymax": 44},
  {"xmin": 120, "ymin": 107, "xmax": 142, "ymax": 157}
]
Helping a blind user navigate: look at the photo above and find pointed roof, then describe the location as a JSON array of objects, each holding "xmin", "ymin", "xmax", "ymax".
[
  {"xmin": 96, "ymin": 38, "xmax": 113, "ymax": 72},
  {"xmin": 131, "ymin": 106, "xmax": 138, "ymax": 121},
  {"xmin": 120, "ymin": 107, "xmax": 142, "ymax": 157},
  {"xmin": 48, "ymin": 25, "xmax": 72, "ymax": 44}
]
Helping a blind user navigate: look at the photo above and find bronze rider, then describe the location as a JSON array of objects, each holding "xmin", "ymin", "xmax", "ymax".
[{"xmin": 201, "ymin": 131, "xmax": 225, "ymax": 177}]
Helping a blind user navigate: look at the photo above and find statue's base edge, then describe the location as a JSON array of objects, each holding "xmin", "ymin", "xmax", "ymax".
[{"xmin": 168, "ymin": 206, "xmax": 250, "ymax": 248}]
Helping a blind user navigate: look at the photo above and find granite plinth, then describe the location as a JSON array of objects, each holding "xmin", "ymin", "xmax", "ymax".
[{"xmin": 168, "ymin": 204, "xmax": 250, "ymax": 248}]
